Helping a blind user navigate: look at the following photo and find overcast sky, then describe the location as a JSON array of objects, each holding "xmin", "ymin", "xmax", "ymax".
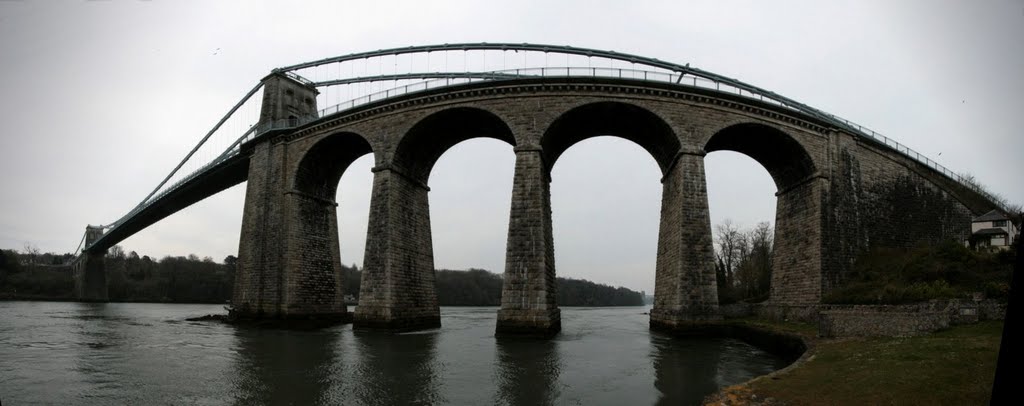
[{"xmin": 1, "ymin": 0, "xmax": 1022, "ymax": 294}]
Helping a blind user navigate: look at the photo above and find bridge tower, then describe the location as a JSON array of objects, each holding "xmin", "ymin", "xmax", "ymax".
[
  {"xmin": 73, "ymin": 225, "xmax": 108, "ymax": 301},
  {"xmin": 231, "ymin": 72, "xmax": 346, "ymax": 319}
]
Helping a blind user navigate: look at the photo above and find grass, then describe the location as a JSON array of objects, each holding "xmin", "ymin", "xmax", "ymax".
[{"xmin": 741, "ymin": 321, "xmax": 1004, "ymax": 405}]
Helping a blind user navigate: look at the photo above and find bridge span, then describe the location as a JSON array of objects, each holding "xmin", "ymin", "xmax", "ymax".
[{"xmin": 71, "ymin": 43, "xmax": 1001, "ymax": 335}]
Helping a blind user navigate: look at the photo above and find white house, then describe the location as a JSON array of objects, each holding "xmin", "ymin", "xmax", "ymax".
[{"xmin": 968, "ymin": 210, "xmax": 1019, "ymax": 251}]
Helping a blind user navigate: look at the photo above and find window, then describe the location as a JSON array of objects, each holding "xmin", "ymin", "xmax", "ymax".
[{"xmin": 993, "ymin": 220, "xmax": 1007, "ymax": 227}]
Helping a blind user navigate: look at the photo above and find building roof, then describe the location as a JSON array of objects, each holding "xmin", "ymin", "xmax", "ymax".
[
  {"xmin": 973, "ymin": 228, "xmax": 1009, "ymax": 236},
  {"xmin": 973, "ymin": 210, "xmax": 1008, "ymax": 222}
]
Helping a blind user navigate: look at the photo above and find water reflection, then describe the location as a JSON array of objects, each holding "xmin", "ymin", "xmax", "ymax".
[
  {"xmin": 494, "ymin": 338, "xmax": 562, "ymax": 406},
  {"xmin": 230, "ymin": 327, "xmax": 340, "ymax": 405},
  {"xmin": 70, "ymin": 303, "xmax": 130, "ymax": 402},
  {"xmin": 351, "ymin": 331, "xmax": 441, "ymax": 405},
  {"xmin": 1, "ymin": 304, "xmax": 789, "ymax": 405},
  {"xmin": 650, "ymin": 333, "xmax": 722, "ymax": 405}
]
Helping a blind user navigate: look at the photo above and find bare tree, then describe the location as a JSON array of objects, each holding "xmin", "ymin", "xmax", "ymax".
[
  {"xmin": 737, "ymin": 222, "xmax": 773, "ymax": 299},
  {"xmin": 715, "ymin": 220, "xmax": 745, "ymax": 289},
  {"xmin": 715, "ymin": 221, "xmax": 775, "ymax": 303},
  {"xmin": 22, "ymin": 243, "xmax": 40, "ymax": 266}
]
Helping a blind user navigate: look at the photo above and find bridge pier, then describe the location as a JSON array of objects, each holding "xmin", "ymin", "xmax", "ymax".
[
  {"xmin": 496, "ymin": 148, "xmax": 561, "ymax": 336},
  {"xmin": 353, "ymin": 166, "xmax": 441, "ymax": 331},
  {"xmin": 233, "ymin": 72, "xmax": 349, "ymax": 320},
  {"xmin": 73, "ymin": 251, "xmax": 108, "ymax": 302},
  {"xmin": 233, "ymin": 142, "xmax": 348, "ymax": 319},
  {"xmin": 73, "ymin": 225, "xmax": 108, "ymax": 302},
  {"xmin": 650, "ymin": 152, "xmax": 721, "ymax": 331},
  {"xmin": 770, "ymin": 175, "xmax": 827, "ymax": 304}
]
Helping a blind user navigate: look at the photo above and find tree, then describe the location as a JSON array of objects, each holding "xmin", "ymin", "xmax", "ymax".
[
  {"xmin": 0, "ymin": 249, "xmax": 21, "ymax": 279},
  {"xmin": 1004, "ymin": 203, "xmax": 1023, "ymax": 226},
  {"xmin": 22, "ymin": 243, "xmax": 40, "ymax": 266},
  {"xmin": 715, "ymin": 220, "xmax": 744, "ymax": 290},
  {"xmin": 736, "ymin": 222, "xmax": 773, "ymax": 300},
  {"xmin": 108, "ymin": 245, "xmax": 126, "ymax": 260},
  {"xmin": 714, "ymin": 220, "xmax": 775, "ymax": 303}
]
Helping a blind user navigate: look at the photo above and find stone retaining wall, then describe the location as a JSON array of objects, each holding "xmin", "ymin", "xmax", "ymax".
[
  {"xmin": 722, "ymin": 299, "xmax": 1005, "ymax": 338},
  {"xmin": 818, "ymin": 309, "xmax": 949, "ymax": 337}
]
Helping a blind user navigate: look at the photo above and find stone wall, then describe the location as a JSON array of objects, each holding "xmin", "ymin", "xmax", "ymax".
[
  {"xmin": 823, "ymin": 132, "xmax": 985, "ymax": 294},
  {"xmin": 818, "ymin": 299, "xmax": 1006, "ymax": 337},
  {"xmin": 819, "ymin": 308, "xmax": 949, "ymax": 338}
]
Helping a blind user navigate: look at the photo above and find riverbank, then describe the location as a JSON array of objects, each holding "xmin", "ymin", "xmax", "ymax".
[{"xmin": 707, "ymin": 319, "xmax": 1003, "ymax": 405}]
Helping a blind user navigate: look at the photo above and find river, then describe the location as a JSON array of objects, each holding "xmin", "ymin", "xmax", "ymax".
[{"xmin": 0, "ymin": 301, "xmax": 787, "ymax": 405}]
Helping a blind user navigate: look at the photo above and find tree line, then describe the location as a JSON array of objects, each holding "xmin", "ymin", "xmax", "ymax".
[
  {"xmin": 2, "ymin": 247, "xmax": 644, "ymax": 306},
  {"xmin": 346, "ymin": 266, "xmax": 644, "ymax": 306},
  {"xmin": 714, "ymin": 220, "xmax": 774, "ymax": 304},
  {"xmin": 0, "ymin": 246, "xmax": 236, "ymax": 302}
]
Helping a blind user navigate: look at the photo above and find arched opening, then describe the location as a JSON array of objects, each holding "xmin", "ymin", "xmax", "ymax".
[
  {"xmin": 429, "ymin": 138, "xmax": 514, "ymax": 306},
  {"xmin": 357, "ymin": 107, "xmax": 515, "ymax": 327},
  {"xmin": 290, "ymin": 131, "xmax": 373, "ymax": 311},
  {"xmin": 703, "ymin": 123, "xmax": 820, "ymax": 305},
  {"xmin": 542, "ymin": 102, "xmax": 680, "ymax": 176},
  {"xmin": 542, "ymin": 101, "xmax": 678, "ymax": 315},
  {"xmin": 705, "ymin": 151, "xmax": 777, "ymax": 304},
  {"xmin": 704, "ymin": 123, "xmax": 816, "ymax": 190},
  {"xmin": 336, "ymin": 154, "xmax": 373, "ymax": 303},
  {"xmin": 550, "ymin": 137, "xmax": 661, "ymax": 307},
  {"xmin": 294, "ymin": 132, "xmax": 373, "ymax": 199},
  {"xmin": 393, "ymin": 107, "xmax": 516, "ymax": 184}
]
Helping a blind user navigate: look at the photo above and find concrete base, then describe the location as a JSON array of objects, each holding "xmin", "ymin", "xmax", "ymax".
[
  {"xmin": 353, "ymin": 307, "xmax": 441, "ymax": 332},
  {"xmin": 495, "ymin": 308, "xmax": 561, "ymax": 337}
]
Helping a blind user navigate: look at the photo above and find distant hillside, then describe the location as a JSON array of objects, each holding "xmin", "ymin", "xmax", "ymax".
[
  {"xmin": 1, "ymin": 248, "xmax": 643, "ymax": 306},
  {"xmin": 347, "ymin": 266, "xmax": 645, "ymax": 307}
]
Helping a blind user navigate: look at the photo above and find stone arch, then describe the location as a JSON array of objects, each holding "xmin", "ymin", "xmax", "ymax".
[
  {"xmin": 356, "ymin": 107, "xmax": 515, "ymax": 331},
  {"xmin": 703, "ymin": 122, "xmax": 817, "ymax": 191},
  {"xmin": 292, "ymin": 131, "xmax": 375, "ymax": 200},
  {"xmin": 392, "ymin": 107, "xmax": 516, "ymax": 184},
  {"xmin": 502, "ymin": 100, "xmax": 706, "ymax": 335},
  {"xmin": 280, "ymin": 131, "xmax": 374, "ymax": 316},
  {"xmin": 541, "ymin": 101, "xmax": 680, "ymax": 175},
  {"xmin": 702, "ymin": 122, "xmax": 825, "ymax": 305}
]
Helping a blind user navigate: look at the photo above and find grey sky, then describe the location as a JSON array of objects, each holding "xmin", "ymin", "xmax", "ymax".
[{"xmin": 1, "ymin": 0, "xmax": 1021, "ymax": 294}]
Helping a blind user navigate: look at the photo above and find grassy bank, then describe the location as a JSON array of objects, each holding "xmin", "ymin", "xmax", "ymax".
[{"xmin": 714, "ymin": 320, "xmax": 1003, "ymax": 405}]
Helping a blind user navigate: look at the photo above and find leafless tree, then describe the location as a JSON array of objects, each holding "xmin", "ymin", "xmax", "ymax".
[
  {"xmin": 715, "ymin": 220, "xmax": 744, "ymax": 288},
  {"xmin": 22, "ymin": 243, "xmax": 40, "ymax": 266}
]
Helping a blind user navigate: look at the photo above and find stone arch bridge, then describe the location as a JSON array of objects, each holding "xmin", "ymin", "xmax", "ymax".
[{"xmin": 71, "ymin": 44, "xmax": 1000, "ymax": 335}]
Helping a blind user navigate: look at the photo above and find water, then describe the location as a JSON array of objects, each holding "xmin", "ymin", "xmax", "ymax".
[{"xmin": 0, "ymin": 302, "xmax": 788, "ymax": 405}]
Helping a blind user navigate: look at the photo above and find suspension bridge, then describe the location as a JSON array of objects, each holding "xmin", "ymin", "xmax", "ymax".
[{"xmin": 68, "ymin": 43, "xmax": 1002, "ymax": 334}]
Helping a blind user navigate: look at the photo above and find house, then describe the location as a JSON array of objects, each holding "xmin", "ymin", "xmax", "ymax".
[{"xmin": 967, "ymin": 210, "xmax": 1019, "ymax": 251}]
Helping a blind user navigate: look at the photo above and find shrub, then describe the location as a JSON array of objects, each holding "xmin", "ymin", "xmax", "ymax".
[{"xmin": 824, "ymin": 241, "xmax": 1014, "ymax": 304}]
